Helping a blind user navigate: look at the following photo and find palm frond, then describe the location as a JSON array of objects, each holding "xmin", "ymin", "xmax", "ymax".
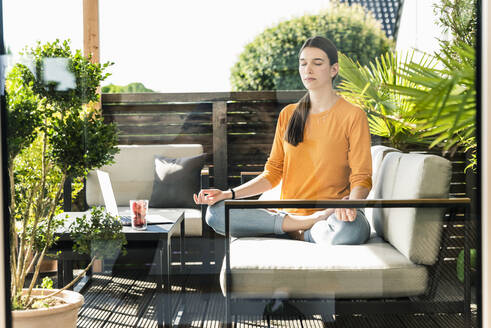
[{"xmin": 338, "ymin": 51, "xmax": 435, "ymax": 149}]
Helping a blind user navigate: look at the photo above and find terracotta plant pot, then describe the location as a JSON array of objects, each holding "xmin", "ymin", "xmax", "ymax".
[{"xmin": 12, "ymin": 289, "xmax": 84, "ymax": 328}]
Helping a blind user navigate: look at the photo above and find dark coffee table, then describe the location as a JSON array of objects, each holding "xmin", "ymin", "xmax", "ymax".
[{"xmin": 55, "ymin": 210, "xmax": 185, "ymax": 328}]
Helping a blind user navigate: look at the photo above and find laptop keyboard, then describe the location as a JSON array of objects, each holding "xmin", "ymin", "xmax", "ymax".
[{"xmin": 119, "ymin": 215, "xmax": 132, "ymax": 226}]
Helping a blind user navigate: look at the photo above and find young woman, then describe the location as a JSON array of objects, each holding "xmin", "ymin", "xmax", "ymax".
[{"xmin": 193, "ymin": 36, "xmax": 372, "ymax": 244}]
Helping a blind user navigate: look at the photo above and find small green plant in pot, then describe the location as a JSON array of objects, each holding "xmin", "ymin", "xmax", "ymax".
[{"xmin": 6, "ymin": 39, "xmax": 123, "ymax": 322}]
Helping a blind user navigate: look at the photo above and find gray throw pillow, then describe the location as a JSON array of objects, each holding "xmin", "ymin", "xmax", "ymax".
[{"xmin": 149, "ymin": 153, "xmax": 206, "ymax": 208}]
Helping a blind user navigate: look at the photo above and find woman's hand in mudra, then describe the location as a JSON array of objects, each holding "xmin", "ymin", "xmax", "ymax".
[
  {"xmin": 335, "ymin": 196, "xmax": 357, "ymax": 222},
  {"xmin": 193, "ymin": 189, "xmax": 228, "ymax": 206}
]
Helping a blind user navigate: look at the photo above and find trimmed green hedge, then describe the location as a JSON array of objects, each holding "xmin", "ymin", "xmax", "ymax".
[
  {"xmin": 231, "ymin": 3, "xmax": 393, "ymax": 91},
  {"xmin": 102, "ymin": 82, "xmax": 154, "ymax": 93}
]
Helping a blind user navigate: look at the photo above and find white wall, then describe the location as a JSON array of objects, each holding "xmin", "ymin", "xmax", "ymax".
[
  {"xmin": 395, "ymin": 0, "xmax": 447, "ymax": 54},
  {"xmin": 483, "ymin": 1, "xmax": 491, "ymax": 326}
]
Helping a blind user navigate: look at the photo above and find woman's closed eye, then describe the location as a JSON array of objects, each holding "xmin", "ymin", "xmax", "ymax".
[{"xmin": 300, "ymin": 63, "xmax": 322, "ymax": 66}]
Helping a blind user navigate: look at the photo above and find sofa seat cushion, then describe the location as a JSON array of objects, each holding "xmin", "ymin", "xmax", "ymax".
[
  {"xmin": 220, "ymin": 237, "xmax": 428, "ymax": 299},
  {"xmin": 117, "ymin": 207, "xmax": 202, "ymax": 236}
]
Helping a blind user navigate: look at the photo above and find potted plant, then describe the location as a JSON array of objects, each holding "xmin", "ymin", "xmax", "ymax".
[{"xmin": 6, "ymin": 39, "xmax": 124, "ymax": 327}]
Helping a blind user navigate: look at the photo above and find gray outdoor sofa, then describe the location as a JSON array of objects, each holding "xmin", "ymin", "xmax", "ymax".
[{"xmin": 219, "ymin": 145, "xmax": 472, "ymax": 326}]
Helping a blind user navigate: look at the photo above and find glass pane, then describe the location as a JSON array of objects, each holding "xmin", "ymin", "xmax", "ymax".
[{"xmin": 2, "ymin": 0, "xmax": 479, "ymax": 327}]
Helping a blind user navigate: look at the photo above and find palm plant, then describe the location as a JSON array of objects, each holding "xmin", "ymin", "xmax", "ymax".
[
  {"xmin": 337, "ymin": 51, "xmax": 437, "ymax": 151},
  {"xmin": 389, "ymin": 41, "xmax": 476, "ymax": 167}
]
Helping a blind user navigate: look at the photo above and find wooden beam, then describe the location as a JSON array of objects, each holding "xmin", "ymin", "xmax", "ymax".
[
  {"xmin": 83, "ymin": 4, "xmax": 102, "ymax": 273},
  {"xmin": 101, "ymin": 91, "xmax": 306, "ymax": 104},
  {"xmin": 83, "ymin": 0, "xmax": 100, "ymax": 63},
  {"xmin": 213, "ymin": 102, "xmax": 228, "ymax": 189},
  {"xmin": 83, "ymin": 0, "xmax": 101, "ymax": 111}
]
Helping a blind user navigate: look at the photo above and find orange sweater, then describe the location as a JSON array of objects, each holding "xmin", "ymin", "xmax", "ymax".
[{"xmin": 260, "ymin": 97, "xmax": 372, "ymax": 215}]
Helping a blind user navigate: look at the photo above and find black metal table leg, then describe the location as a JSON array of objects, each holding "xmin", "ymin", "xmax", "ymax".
[
  {"xmin": 63, "ymin": 259, "xmax": 74, "ymax": 289},
  {"xmin": 180, "ymin": 220, "xmax": 185, "ymax": 273},
  {"xmin": 158, "ymin": 213, "xmax": 185, "ymax": 328},
  {"xmin": 57, "ymin": 257, "xmax": 64, "ymax": 289},
  {"xmin": 165, "ymin": 235, "xmax": 172, "ymax": 328},
  {"xmin": 157, "ymin": 242, "xmax": 165, "ymax": 328}
]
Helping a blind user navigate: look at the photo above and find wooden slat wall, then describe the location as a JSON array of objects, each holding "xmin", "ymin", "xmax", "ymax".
[
  {"xmin": 102, "ymin": 91, "xmax": 470, "ymax": 195},
  {"xmin": 227, "ymin": 101, "xmax": 289, "ymax": 184},
  {"xmin": 101, "ymin": 91, "xmax": 304, "ymax": 186},
  {"xmin": 103, "ymin": 102, "xmax": 213, "ymax": 149}
]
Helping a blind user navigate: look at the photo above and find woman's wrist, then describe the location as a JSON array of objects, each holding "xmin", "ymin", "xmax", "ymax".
[{"xmin": 224, "ymin": 189, "xmax": 234, "ymax": 199}]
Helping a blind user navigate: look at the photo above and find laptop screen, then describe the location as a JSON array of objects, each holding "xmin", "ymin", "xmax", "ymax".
[
  {"xmin": 95, "ymin": 170, "xmax": 174, "ymax": 225},
  {"xmin": 96, "ymin": 170, "xmax": 120, "ymax": 217}
]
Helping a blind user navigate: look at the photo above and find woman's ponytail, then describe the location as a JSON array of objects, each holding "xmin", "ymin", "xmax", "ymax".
[{"xmin": 284, "ymin": 92, "xmax": 310, "ymax": 146}]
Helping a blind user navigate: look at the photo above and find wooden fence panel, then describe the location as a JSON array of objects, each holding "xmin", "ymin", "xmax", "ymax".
[
  {"xmin": 102, "ymin": 93, "xmax": 471, "ymax": 197},
  {"xmin": 102, "ymin": 102, "xmax": 214, "ymax": 163}
]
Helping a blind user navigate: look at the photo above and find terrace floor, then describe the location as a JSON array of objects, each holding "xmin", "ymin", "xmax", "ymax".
[{"xmin": 74, "ymin": 267, "xmax": 478, "ymax": 328}]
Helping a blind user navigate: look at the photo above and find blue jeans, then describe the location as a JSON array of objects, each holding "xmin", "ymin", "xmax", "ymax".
[{"xmin": 206, "ymin": 201, "xmax": 371, "ymax": 245}]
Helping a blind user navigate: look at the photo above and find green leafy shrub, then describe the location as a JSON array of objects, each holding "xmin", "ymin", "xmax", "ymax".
[
  {"xmin": 102, "ymin": 82, "xmax": 155, "ymax": 93},
  {"xmin": 230, "ymin": 2, "xmax": 393, "ymax": 91},
  {"xmin": 5, "ymin": 67, "xmax": 42, "ymax": 160},
  {"xmin": 7, "ymin": 39, "xmax": 121, "ymax": 309},
  {"xmin": 69, "ymin": 207, "xmax": 127, "ymax": 260},
  {"xmin": 18, "ymin": 39, "xmax": 112, "ymax": 109},
  {"xmin": 434, "ymin": 0, "xmax": 477, "ymax": 47}
]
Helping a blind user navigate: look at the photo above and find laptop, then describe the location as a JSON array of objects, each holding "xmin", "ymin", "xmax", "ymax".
[{"xmin": 96, "ymin": 170, "xmax": 174, "ymax": 226}]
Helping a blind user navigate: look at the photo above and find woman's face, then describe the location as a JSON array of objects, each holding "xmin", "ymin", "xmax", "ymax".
[{"xmin": 299, "ymin": 46, "xmax": 338, "ymax": 90}]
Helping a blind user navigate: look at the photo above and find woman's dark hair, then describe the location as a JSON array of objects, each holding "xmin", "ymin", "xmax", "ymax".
[{"xmin": 285, "ymin": 36, "xmax": 338, "ymax": 146}]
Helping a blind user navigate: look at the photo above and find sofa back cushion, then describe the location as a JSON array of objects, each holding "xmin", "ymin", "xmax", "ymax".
[
  {"xmin": 368, "ymin": 145, "xmax": 401, "ymax": 198},
  {"xmin": 365, "ymin": 146, "xmax": 400, "ymax": 228},
  {"xmin": 372, "ymin": 152, "xmax": 452, "ymax": 265},
  {"xmin": 86, "ymin": 144, "xmax": 204, "ymax": 207},
  {"xmin": 149, "ymin": 154, "xmax": 206, "ymax": 208}
]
